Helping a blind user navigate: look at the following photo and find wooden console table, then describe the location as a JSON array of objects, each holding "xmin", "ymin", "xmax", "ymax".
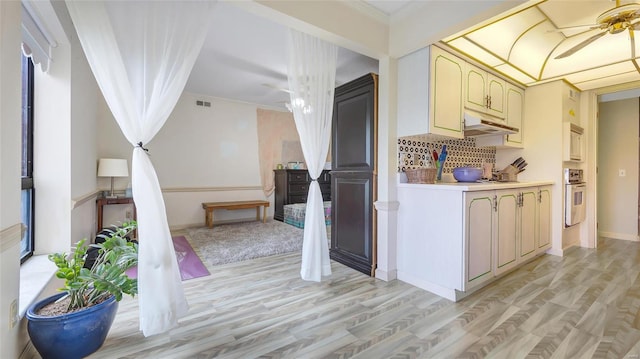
[
  {"xmin": 201, "ymin": 200, "xmax": 270, "ymax": 228},
  {"xmin": 96, "ymin": 197, "xmax": 136, "ymax": 232}
]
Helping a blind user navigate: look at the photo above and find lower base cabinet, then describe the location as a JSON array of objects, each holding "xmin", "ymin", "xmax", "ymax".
[
  {"xmin": 538, "ymin": 187, "xmax": 552, "ymax": 249},
  {"xmin": 494, "ymin": 189, "xmax": 519, "ymax": 276},
  {"xmin": 398, "ymin": 183, "xmax": 552, "ymax": 301},
  {"xmin": 464, "ymin": 192, "xmax": 494, "ymax": 289}
]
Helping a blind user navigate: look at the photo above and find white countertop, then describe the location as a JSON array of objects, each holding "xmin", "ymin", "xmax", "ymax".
[{"xmin": 397, "ymin": 180, "xmax": 555, "ymax": 191}]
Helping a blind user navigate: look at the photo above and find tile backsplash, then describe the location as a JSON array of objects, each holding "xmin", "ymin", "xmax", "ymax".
[{"xmin": 398, "ymin": 135, "xmax": 496, "ymax": 173}]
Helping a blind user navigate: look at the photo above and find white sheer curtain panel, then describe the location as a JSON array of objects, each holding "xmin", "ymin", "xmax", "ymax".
[
  {"xmin": 65, "ymin": 0, "xmax": 214, "ymax": 336},
  {"xmin": 287, "ymin": 29, "xmax": 337, "ymax": 281}
]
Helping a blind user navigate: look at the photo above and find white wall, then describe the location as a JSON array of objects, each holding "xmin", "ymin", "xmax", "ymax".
[
  {"xmin": 97, "ymin": 92, "xmax": 269, "ymax": 228},
  {"xmin": 598, "ymin": 98, "xmax": 639, "ymax": 240},
  {"xmin": 497, "ymin": 81, "xmax": 565, "ymax": 254},
  {"xmin": 0, "ymin": 2, "xmax": 24, "ymax": 357},
  {"xmin": 70, "ymin": 25, "xmax": 100, "ymax": 247},
  {"xmin": 389, "ymin": 1, "xmax": 526, "ymax": 57}
]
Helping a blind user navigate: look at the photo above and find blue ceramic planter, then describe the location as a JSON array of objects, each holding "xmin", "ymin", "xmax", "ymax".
[{"xmin": 26, "ymin": 292, "xmax": 118, "ymax": 359}]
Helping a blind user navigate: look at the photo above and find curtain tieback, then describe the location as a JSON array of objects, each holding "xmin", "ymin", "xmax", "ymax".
[{"xmin": 137, "ymin": 142, "xmax": 150, "ymax": 154}]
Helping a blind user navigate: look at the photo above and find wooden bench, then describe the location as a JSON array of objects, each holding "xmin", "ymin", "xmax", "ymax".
[{"xmin": 201, "ymin": 200, "xmax": 270, "ymax": 228}]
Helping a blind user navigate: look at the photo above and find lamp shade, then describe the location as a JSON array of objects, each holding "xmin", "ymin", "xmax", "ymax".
[{"xmin": 97, "ymin": 158, "xmax": 129, "ymax": 177}]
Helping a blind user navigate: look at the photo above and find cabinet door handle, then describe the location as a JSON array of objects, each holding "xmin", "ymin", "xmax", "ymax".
[{"xmin": 493, "ymin": 194, "xmax": 497, "ymax": 212}]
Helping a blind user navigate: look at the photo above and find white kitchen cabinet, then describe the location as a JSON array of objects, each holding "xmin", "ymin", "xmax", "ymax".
[
  {"xmin": 505, "ymin": 84, "xmax": 524, "ymax": 147},
  {"xmin": 495, "ymin": 188, "xmax": 539, "ymax": 271},
  {"xmin": 563, "ymin": 122, "xmax": 584, "ymax": 162},
  {"xmin": 465, "ymin": 65, "xmax": 487, "ymax": 114},
  {"xmin": 397, "ymin": 181, "xmax": 553, "ymax": 302},
  {"xmin": 397, "ymin": 46, "xmax": 464, "ymax": 138},
  {"xmin": 538, "ymin": 186, "xmax": 552, "ymax": 251},
  {"xmin": 495, "ymin": 190, "xmax": 518, "ymax": 275},
  {"xmin": 472, "ymin": 79, "xmax": 524, "ymax": 149},
  {"xmin": 463, "ymin": 192, "xmax": 494, "ymax": 289},
  {"xmin": 487, "ymin": 74, "xmax": 506, "ymax": 118},
  {"xmin": 464, "ymin": 63, "xmax": 506, "ymax": 119},
  {"xmin": 465, "ymin": 188, "xmax": 537, "ymax": 284},
  {"xmin": 519, "ymin": 188, "xmax": 538, "ymax": 262}
]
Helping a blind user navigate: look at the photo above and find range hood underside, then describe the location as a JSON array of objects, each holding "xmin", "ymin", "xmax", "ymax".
[{"xmin": 463, "ymin": 112, "xmax": 518, "ymax": 137}]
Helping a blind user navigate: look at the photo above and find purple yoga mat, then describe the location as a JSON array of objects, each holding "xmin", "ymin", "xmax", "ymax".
[{"xmin": 125, "ymin": 236, "xmax": 210, "ymax": 281}]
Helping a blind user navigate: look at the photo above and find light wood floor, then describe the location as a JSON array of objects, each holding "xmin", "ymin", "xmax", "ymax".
[{"xmin": 85, "ymin": 237, "xmax": 640, "ymax": 358}]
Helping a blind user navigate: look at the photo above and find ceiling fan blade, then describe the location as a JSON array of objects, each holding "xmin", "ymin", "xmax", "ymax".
[
  {"xmin": 631, "ymin": 28, "xmax": 637, "ymax": 59},
  {"xmin": 548, "ymin": 24, "xmax": 601, "ymax": 32},
  {"xmin": 554, "ymin": 30, "xmax": 608, "ymax": 59}
]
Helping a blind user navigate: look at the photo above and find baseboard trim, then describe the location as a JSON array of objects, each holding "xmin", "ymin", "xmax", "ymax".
[
  {"xmin": 397, "ymin": 270, "xmax": 457, "ymax": 301},
  {"xmin": 375, "ymin": 268, "xmax": 397, "ymax": 281},
  {"xmin": 18, "ymin": 341, "xmax": 38, "ymax": 359},
  {"xmin": 545, "ymin": 247, "xmax": 565, "ymax": 256},
  {"xmin": 170, "ymin": 217, "xmax": 270, "ymax": 231},
  {"xmin": 598, "ymin": 231, "xmax": 639, "ymax": 241}
]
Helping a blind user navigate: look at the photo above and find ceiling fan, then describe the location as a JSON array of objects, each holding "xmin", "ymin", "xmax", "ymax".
[{"xmin": 555, "ymin": 0, "xmax": 640, "ymax": 71}]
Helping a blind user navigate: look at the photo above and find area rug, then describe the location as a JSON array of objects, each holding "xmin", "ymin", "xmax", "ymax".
[
  {"xmin": 126, "ymin": 236, "xmax": 210, "ymax": 281},
  {"xmin": 186, "ymin": 220, "xmax": 304, "ymax": 267}
]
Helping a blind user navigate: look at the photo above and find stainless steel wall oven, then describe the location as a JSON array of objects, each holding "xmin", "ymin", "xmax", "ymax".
[{"xmin": 565, "ymin": 168, "xmax": 586, "ymax": 227}]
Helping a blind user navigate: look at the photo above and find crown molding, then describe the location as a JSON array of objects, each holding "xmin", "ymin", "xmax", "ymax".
[{"xmin": 342, "ymin": 1, "xmax": 390, "ymax": 25}]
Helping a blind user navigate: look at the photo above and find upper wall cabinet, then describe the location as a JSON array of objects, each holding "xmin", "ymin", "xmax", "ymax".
[
  {"xmin": 505, "ymin": 84, "xmax": 524, "ymax": 147},
  {"xmin": 474, "ymin": 83, "xmax": 525, "ymax": 148},
  {"xmin": 397, "ymin": 46, "xmax": 464, "ymax": 139},
  {"xmin": 465, "ymin": 63, "xmax": 506, "ymax": 119}
]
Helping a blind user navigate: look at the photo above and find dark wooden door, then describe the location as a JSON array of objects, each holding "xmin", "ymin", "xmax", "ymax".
[{"xmin": 330, "ymin": 73, "xmax": 377, "ymax": 276}]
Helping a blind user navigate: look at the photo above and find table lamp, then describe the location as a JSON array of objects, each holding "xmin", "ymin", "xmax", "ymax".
[{"xmin": 97, "ymin": 158, "xmax": 129, "ymax": 198}]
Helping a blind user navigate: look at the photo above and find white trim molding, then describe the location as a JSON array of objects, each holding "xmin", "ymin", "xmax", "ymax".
[
  {"xmin": 373, "ymin": 200, "xmax": 400, "ymax": 211},
  {"xmin": 598, "ymin": 231, "xmax": 639, "ymax": 242},
  {"xmin": 375, "ymin": 268, "xmax": 397, "ymax": 281},
  {"xmin": 162, "ymin": 186, "xmax": 263, "ymax": 193},
  {"xmin": 71, "ymin": 190, "xmax": 101, "ymax": 209},
  {"xmin": 374, "ymin": 200, "xmax": 400, "ymax": 282},
  {"xmin": 0, "ymin": 223, "xmax": 23, "ymax": 253}
]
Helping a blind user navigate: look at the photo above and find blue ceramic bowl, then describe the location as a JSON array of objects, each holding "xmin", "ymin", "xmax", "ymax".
[{"xmin": 453, "ymin": 167, "xmax": 482, "ymax": 182}]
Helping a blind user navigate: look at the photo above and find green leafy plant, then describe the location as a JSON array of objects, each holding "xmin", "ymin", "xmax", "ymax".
[{"xmin": 48, "ymin": 221, "xmax": 138, "ymax": 311}]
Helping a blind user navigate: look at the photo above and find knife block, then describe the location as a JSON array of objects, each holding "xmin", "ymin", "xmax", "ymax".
[{"xmin": 496, "ymin": 165, "xmax": 518, "ymax": 182}]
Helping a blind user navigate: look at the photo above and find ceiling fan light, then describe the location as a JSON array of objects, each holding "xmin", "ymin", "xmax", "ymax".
[{"xmin": 596, "ymin": 3, "xmax": 640, "ymax": 25}]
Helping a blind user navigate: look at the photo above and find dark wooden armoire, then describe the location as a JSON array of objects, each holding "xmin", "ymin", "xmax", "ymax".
[{"xmin": 330, "ymin": 73, "xmax": 377, "ymax": 276}]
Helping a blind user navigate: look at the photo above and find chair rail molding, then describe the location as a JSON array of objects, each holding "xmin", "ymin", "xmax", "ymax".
[
  {"xmin": 373, "ymin": 200, "xmax": 400, "ymax": 211},
  {"xmin": 0, "ymin": 223, "xmax": 23, "ymax": 253},
  {"xmin": 162, "ymin": 186, "xmax": 263, "ymax": 193}
]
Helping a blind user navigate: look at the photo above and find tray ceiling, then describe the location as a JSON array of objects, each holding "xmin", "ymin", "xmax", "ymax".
[{"xmin": 443, "ymin": 0, "xmax": 640, "ymax": 90}]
